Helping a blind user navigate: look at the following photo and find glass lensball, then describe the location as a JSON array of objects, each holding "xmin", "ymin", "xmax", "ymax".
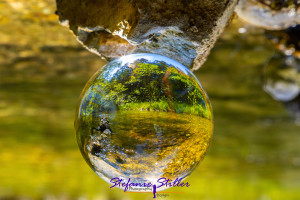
[{"xmin": 75, "ymin": 53, "xmax": 213, "ymax": 190}]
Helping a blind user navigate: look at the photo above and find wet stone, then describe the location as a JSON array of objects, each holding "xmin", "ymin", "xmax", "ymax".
[
  {"xmin": 56, "ymin": 0, "xmax": 238, "ymax": 70},
  {"xmin": 236, "ymin": 0, "xmax": 300, "ymax": 30}
]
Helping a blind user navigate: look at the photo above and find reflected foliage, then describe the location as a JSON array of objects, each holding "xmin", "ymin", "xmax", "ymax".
[{"xmin": 80, "ymin": 55, "xmax": 211, "ymax": 120}]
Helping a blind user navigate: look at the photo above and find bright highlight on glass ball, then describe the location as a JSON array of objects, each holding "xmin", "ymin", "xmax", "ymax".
[{"xmin": 75, "ymin": 53, "xmax": 213, "ymax": 190}]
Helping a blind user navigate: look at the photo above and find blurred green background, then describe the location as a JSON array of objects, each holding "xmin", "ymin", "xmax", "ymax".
[{"xmin": 1, "ymin": 0, "xmax": 300, "ymax": 199}]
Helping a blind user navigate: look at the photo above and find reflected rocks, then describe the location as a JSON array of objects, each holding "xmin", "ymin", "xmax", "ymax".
[
  {"xmin": 264, "ymin": 55, "xmax": 300, "ymax": 101},
  {"xmin": 56, "ymin": 0, "xmax": 238, "ymax": 70},
  {"xmin": 91, "ymin": 117, "xmax": 111, "ymax": 134},
  {"xmin": 236, "ymin": 0, "xmax": 300, "ymax": 30},
  {"xmin": 236, "ymin": 0, "xmax": 300, "ymax": 125},
  {"xmin": 265, "ymin": 81, "xmax": 300, "ymax": 102},
  {"xmin": 264, "ymin": 54, "xmax": 300, "ymax": 125}
]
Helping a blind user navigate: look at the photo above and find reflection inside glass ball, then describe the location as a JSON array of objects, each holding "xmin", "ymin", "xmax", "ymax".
[
  {"xmin": 264, "ymin": 54, "xmax": 300, "ymax": 102},
  {"xmin": 75, "ymin": 53, "xmax": 213, "ymax": 191}
]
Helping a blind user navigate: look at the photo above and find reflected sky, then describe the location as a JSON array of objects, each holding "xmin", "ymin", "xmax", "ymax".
[{"xmin": 119, "ymin": 53, "xmax": 191, "ymax": 75}]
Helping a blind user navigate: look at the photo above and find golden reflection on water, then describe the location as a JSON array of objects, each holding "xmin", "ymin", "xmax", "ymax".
[{"xmin": 80, "ymin": 111, "xmax": 212, "ymax": 186}]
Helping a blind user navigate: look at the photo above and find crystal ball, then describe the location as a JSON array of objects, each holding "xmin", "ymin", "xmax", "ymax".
[{"xmin": 75, "ymin": 53, "xmax": 213, "ymax": 190}]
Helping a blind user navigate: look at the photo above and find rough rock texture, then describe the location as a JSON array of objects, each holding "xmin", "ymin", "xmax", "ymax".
[
  {"xmin": 56, "ymin": 0, "xmax": 238, "ymax": 70},
  {"xmin": 236, "ymin": 0, "xmax": 300, "ymax": 30}
]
